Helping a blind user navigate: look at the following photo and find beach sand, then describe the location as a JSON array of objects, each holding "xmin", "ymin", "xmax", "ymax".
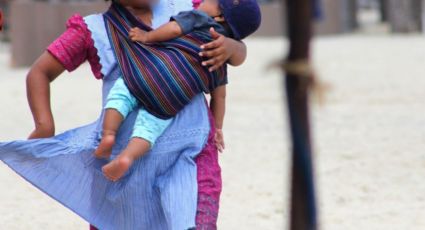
[{"xmin": 0, "ymin": 35, "xmax": 425, "ymax": 229}]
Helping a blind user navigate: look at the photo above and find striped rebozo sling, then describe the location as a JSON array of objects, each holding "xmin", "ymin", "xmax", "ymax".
[{"xmin": 104, "ymin": 3, "xmax": 227, "ymax": 119}]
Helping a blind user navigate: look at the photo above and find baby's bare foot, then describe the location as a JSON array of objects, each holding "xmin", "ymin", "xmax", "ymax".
[
  {"xmin": 102, "ymin": 155, "xmax": 133, "ymax": 181},
  {"xmin": 94, "ymin": 134, "xmax": 115, "ymax": 159}
]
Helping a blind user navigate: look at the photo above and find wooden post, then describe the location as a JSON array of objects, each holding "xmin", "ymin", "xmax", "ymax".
[
  {"xmin": 346, "ymin": 0, "xmax": 358, "ymax": 30},
  {"xmin": 412, "ymin": 0, "xmax": 423, "ymax": 31},
  {"xmin": 380, "ymin": 0, "xmax": 388, "ymax": 22},
  {"xmin": 284, "ymin": 0, "xmax": 317, "ymax": 229},
  {"xmin": 387, "ymin": 0, "xmax": 423, "ymax": 33}
]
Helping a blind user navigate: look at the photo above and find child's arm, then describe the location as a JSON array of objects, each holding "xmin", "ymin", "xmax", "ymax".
[
  {"xmin": 129, "ymin": 21, "xmax": 183, "ymax": 43},
  {"xmin": 210, "ymin": 85, "xmax": 226, "ymax": 152}
]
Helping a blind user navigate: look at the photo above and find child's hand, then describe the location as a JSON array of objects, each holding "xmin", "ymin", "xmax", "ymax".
[
  {"xmin": 129, "ymin": 27, "xmax": 149, "ymax": 43},
  {"xmin": 214, "ymin": 129, "xmax": 225, "ymax": 153}
]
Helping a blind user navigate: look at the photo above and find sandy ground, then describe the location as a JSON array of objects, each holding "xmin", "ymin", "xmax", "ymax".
[{"xmin": 0, "ymin": 34, "xmax": 425, "ymax": 229}]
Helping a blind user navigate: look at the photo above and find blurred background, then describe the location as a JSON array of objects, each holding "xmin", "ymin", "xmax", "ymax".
[
  {"xmin": 1, "ymin": 0, "xmax": 425, "ymax": 229},
  {"xmin": 2, "ymin": 0, "xmax": 425, "ymax": 66}
]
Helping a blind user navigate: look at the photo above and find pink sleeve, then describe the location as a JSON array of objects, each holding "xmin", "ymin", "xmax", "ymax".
[
  {"xmin": 192, "ymin": 0, "xmax": 202, "ymax": 9},
  {"xmin": 47, "ymin": 14, "xmax": 102, "ymax": 79}
]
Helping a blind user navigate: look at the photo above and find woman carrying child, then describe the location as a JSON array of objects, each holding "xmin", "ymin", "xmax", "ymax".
[{"xmin": 0, "ymin": 0, "xmax": 260, "ymax": 229}]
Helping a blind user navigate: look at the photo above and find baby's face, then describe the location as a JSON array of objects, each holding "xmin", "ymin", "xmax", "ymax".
[{"xmin": 199, "ymin": 0, "xmax": 222, "ymax": 18}]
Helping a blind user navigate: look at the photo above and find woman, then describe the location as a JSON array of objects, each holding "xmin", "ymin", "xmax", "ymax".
[{"xmin": 0, "ymin": 0, "xmax": 246, "ymax": 229}]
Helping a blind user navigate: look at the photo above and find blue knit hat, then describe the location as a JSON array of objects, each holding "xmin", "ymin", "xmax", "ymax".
[{"xmin": 219, "ymin": 0, "xmax": 262, "ymax": 40}]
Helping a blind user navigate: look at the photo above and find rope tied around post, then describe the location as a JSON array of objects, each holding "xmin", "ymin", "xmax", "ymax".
[
  {"xmin": 282, "ymin": 59, "xmax": 314, "ymax": 77},
  {"xmin": 280, "ymin": 59, "xmax": 327, "ymax": 105},
  {"xmin": 283, "ymin": 1, "xmax": 319, "ymax": 229}
]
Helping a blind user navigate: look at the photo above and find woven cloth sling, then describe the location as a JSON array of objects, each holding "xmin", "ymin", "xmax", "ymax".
[{"xmin": 104, "ymin": 3, "xmax": 227, "ymax": 119}]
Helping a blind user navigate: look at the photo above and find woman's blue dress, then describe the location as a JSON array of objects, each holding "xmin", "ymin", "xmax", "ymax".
[{"xmin": 0, "ymin": 9, "xmax": 209, "ymax": 230}]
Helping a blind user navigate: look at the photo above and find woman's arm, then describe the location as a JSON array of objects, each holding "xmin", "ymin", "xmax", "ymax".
[
  {"xmin": 200, "ymin": 28, "xmax": 247, "ymax": 71},
  {"xmin": 27, "ymin": 52, "xmax": 65, "ymax": 139},
  {"xmin": 26, "ymin": 14, "xmax": 96, "ymax": 139}
]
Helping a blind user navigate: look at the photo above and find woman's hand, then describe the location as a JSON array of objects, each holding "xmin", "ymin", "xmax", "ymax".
[
  {"xmin": 200, "ymin": 28, "xmax": 247, "ymax": 72},
  {"xmin": 28, "ymin": 124, "xmax": 55, "ymax": 139}
]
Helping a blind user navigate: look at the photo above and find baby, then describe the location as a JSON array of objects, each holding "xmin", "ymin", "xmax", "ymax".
[{"xmin": 95, "ymin": 0, "xmax": 261, "ymax": 181}]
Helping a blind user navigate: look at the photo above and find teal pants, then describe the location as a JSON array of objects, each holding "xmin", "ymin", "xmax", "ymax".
[{"xmin": 105, "ymin": 77, "xmax": 173, "ymax": 146}]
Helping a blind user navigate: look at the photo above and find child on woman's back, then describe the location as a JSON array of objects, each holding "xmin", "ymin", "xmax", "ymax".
[{"xmin": 95, "ymin": 0, "xmax": 261, "ymax": 181}]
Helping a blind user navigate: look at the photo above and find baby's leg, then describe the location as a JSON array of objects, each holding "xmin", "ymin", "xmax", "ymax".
[
  {"xmin": 95, "ymin": 78, "xmax": 139, "ymax": 158},
  {"xmin": 102, "ymin": 137, "xmax": 150, "ymax": 181},
  {"xmin": 94, "ymin": 109, "xmax": 123, "ymax": 158},
  {"xmin": 102, "ymin": 109, "xmax": 173, "ymax": 181}
]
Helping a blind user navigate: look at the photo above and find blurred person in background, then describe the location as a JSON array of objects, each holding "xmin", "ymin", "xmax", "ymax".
[{"xmin": 0, "ymin": 9, "xmax": 3, "ymax": 31}]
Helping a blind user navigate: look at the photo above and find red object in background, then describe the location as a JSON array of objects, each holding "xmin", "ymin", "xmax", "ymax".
[{"xmin": 0, "ymin": 10, "xmax": 3, "ymax": 31}]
